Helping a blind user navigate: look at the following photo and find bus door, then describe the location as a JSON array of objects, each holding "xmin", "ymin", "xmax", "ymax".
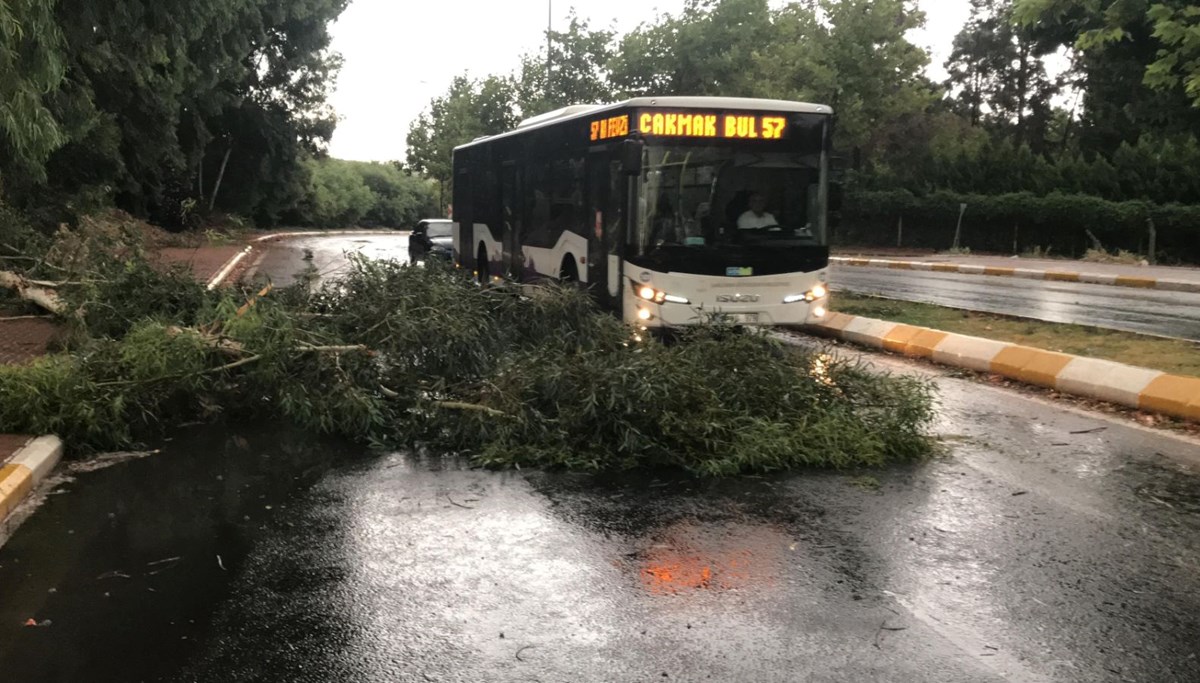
[
  {"xmin": 586, "ymin": 152, "xmax": 617, "ymax": 306},
  {"xmin": 500, "ymin": 162, "xmax": 522, "ymax": 279}
]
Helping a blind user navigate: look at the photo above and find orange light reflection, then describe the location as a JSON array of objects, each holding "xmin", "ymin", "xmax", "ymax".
[{"xmin": 635, "ymin": 521, "xmax": 788, "ymax": 595}]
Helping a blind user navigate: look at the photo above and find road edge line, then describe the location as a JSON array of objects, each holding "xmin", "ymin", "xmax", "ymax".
[{"xmin": 250, "ymin": 229, "xmax": 411, "ymax": 243}]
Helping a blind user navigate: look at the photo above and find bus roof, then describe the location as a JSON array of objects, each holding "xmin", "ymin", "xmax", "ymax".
[{"xmin": 455, "ymin": 96, "xmax": 833, "ymax": 151}]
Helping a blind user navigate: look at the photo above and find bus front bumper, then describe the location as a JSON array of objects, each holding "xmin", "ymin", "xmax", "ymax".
[{"xmin": 626, "ymin": 298, "xmax": 830, "ymax": 329}]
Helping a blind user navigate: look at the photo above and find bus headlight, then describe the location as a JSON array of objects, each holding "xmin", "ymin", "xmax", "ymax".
[
  {"xmin": 637, "ymin": 308, "xmax": 653, "ymax": 320},
  {"xmin": 784, "ymin": 285, "xmax": 829, "ymax": 304},
  {"xmin": 632, "ymin": 281, "xmax": 688, "ymax": 304},
  {"xmin": 813, "ymin": 305, "xmax": 827, "ymax": 318}
]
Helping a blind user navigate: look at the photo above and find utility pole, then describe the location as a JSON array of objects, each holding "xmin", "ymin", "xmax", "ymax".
[{"xmin": 546, "ymin": 0, "xmax": 552, "ymax": 90}]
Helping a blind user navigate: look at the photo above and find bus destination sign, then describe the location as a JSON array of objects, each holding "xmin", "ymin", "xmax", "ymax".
[
  {"xmin": 590, "ymin": 115, "xmax": 630, "ymax": 141},
  {"xmin": 638, "ymin": 111, "xmax": 788, "ymax": 139},
  {"xmin": 591, "ymin": 111, "xmax": 789, "ymax": 141}
]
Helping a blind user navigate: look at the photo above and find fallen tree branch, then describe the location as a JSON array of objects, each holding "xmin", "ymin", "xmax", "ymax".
[
  {"xmin": 166, "ymin": 325, "xmax": 245, "ymax": 357},
  {"xmin": 297, "ymin": 344, "xmax": 369, "ymax": 353},
  {"xmin": 91, "ymin": 354, "xmax": 264, "ymax": 388},
  {"xmin": 26, "ymin": 278, "xmax": 99, "ymax": 287},
  {"xmin": 92, "ymin": 344, "xmax": 368, "ymax": 388},
  {"xmin": 0, "ymin": 270, "xmax": 67, "ymax": 315},
  {"xmin": 210, "ymin": 354, "xmax": 264, "ymax": 373},
  {"xmin": 433, "ymin": 400, "xmax": 510, "ymax": 418},
  {"xmin": 1, "ymin": 243, "xmax": 70, "ymax": 273},
  {"xmin": 236, "ymin": 283, "xmax": 273, "ymax": 318}
]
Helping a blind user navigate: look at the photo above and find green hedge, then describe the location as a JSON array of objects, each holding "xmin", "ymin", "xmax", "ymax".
[{"xmin": 837, "ymin": 191, "xmax": 1200, "ymax": 263}]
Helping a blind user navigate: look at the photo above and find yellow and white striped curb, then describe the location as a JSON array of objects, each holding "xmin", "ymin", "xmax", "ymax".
[
  {"xmin": 0, "ymin": 436, "xmax": 63, "ymax": 522},
  {"xmin": 807, "ymin": 312, "xmax": 1200, "ymax": 422},
  {"xmin": 830, "ymin": 257, "xmax": 1200, "ymax": 294}
]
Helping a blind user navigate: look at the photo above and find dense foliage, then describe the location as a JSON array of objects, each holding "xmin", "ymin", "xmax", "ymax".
[
  {"xmin": 405, "ymin": 0, "xmax": 1200, "ymax": 261},
  {"xmin": 840, "ymin": 190, "xmax": 1200, "ymax": 262},
  {"xmin": 0, "ymin": 0, "xmax": 349, "ymax": 228},
  {"xmin": 0, "ymin": 243, "xmax": 937, "ymax": 473},
  {"xmin": 303, "ymin": 159, "xmax": 438, "ymax": 229}
]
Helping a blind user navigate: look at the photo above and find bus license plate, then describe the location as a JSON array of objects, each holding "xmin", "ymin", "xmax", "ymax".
[{"xmin": 732, "ymin": 313, "xmax": 759, "ymax": 324}]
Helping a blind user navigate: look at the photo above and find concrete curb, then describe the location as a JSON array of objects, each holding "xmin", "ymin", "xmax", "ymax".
[
  {"xmin": 0, "ymin": 436, "xmax": 63, "ymax": 522},
  {"xmin": 805, "ymin": 312, "xmax": 1200, "ymax": 422},
  {"xmin": 830, "ymin": 257, "xmax": 1200, "ymax": 294},
  {"xmin": 250, "ymin": 229, "xmax": 409, "ymax": 243},
  {"xmin": 206, "ymin": 246, "xmax": 253, "ymax": 289}
]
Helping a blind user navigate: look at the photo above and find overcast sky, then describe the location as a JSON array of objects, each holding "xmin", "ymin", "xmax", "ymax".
[{"xmin": 326, "ymin": 0, "xmax": 972, "ymax": 162}]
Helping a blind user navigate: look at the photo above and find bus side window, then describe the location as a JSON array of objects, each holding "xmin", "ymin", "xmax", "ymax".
[{"xmin": 607, "ymin": 161, "xmax": 623, "ymax": 254}]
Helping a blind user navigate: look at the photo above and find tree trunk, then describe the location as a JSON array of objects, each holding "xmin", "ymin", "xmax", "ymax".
[
  {"xmin": 0, "ymin": 271, "xmax": 66, "ymax": 315},
  {"xmin": 208, "ymin": 143, "xmax": 233, "ymax": 212}
]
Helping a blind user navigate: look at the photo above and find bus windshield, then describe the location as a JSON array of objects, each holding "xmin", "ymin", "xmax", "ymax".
[{"xmin": 629, "ymin": 144, "xmax": 825, "ymax": 257}]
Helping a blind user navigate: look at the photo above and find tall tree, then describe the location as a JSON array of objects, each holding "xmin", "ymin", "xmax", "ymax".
[
  {"xmin": 0, "ymin": 0, "xmax": 66, "ymax": 184},
  {"xmin": 610, "ymin": 0, "xmax": 775, "ymax": 97},
  {"xmin": 768, "ymin": 0, "xmax": 934, "ymax": 163},
  {"xmin": 1143, "ymin": 4, "xmax": 1200, "ymax": 107},
  {"xmin": 1014, "ymin": 0, "xmax": 1200, "ymax": 151},
  {"xmin": 3, "ymin": 0, "xmax": 348, "ymax": 225},
  {"xmin": 405, "ymin": 76, "xmax": 518, "ymax": 211},
  {"xmin": 945, "ymin": 0, "xmax": 1059, "ymax": 149},
  {"xmin": 516, "ymin": 12, "xmax": 616, "ymax": 117}
]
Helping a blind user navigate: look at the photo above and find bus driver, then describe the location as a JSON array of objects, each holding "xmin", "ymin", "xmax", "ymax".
[{"xmin": 737, "ymin": 192, "xmax": 778, "ymax": 229}]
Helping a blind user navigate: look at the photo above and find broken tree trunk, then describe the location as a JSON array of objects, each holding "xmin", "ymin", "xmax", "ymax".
[
  {"xmin": 0, "ymin": 270, "xmax": 67, "ymax": 315},
  {"xmin": 208, "ymin": 143, "xmax": 233, "ymax": 212}
]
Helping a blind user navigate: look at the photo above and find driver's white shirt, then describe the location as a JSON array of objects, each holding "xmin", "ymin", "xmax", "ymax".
[{"xmin": 737, "ymin": 210, "xmax": 778, "ymax": 229}]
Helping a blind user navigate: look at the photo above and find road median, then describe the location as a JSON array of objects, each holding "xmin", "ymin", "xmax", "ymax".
[{"xmin": 805, "ymin": 312, "xmax": 1200, "ymax": 423}]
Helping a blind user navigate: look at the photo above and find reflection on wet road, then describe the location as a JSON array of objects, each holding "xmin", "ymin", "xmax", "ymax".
[
  {"xmin": 247, "ymin": 233, "xmax": 412, "ymax": 286},
  {"xmin": 832, "ymin": 265, "xmax": 1200, "ymax": 340},
  {"xmin": 2, "ymin": 363, "xmax": 1199, "ymax": 681},
  {"xmin": 2, "ymin": 235, "xmax": 1199, "ymax": 681}
]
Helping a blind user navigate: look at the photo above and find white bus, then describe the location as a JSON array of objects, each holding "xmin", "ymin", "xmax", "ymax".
[{"xmin": 451, "ymin": 96, "xmax": 834, "ymax": 328}]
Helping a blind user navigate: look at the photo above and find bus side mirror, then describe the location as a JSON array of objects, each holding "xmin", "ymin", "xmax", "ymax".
[
  {"xmin": 620, "ymin": 139, "xmax": 643, "ymax": 176},
  {"xmin": 829, "ymin": 182, "xmax": 844, "ymax": 212}
]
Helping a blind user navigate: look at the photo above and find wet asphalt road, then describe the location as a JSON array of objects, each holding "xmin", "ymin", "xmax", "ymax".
[
  {"xmin": 250, "ymin": 235, "xmax": 1200, "ymax": 340},
  {"xmin": 246, "ymin": 234, "xmax": 412, "ymax": 287},
  {"xmin": 831, "ymin": 265, "xmax": 1200, "ymax": 341},
  {"xmin": 3, "ymin": 235, "xmax": 1200, "ymax": 681},
  {"xmin": 1, "ymin": 352, "xmax": 1200, "ymax": 681}
]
